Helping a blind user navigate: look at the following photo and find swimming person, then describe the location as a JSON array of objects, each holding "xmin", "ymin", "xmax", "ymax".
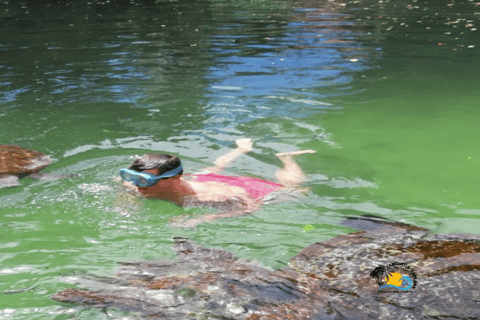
[{"xmin": 119, "ymin": 138, "xmax": 315, "ymax": 226}]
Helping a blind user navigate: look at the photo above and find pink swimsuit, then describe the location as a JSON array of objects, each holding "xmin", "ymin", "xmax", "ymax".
[{"xmin": 193, "ymin": 173, "xmax": 283, "ymax": 199}]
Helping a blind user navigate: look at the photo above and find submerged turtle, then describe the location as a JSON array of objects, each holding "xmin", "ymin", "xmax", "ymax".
[
  {"xmin": 52, "ymin": 215, "xmax": 480, "ymax": 319},
  {"xmin": 0, "ymin": 145, "xmax": 67, "ymax": 187}
]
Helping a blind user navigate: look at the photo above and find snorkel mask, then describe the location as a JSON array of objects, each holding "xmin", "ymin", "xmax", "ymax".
[{"xmin": 119, "ymin": 165, "xmax": 183, "ymax": 187}]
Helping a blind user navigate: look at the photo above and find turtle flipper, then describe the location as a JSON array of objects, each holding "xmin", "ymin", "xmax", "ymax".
[{"xmin": 0, "ymin": 174, "xmax": 20, "ymax": 187}]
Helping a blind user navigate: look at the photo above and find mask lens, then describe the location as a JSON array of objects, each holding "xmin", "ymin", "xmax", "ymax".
[
  {"xmin": 137, "ymin": 176, "xmax": 149, "ymax": 187},
  {"xmin": 120, "ymin": 169, "xmax": 159, "ymax": 187},
  {"xmin": 120, "ymin": 170, "xmax": 133, "ymax": 181}
]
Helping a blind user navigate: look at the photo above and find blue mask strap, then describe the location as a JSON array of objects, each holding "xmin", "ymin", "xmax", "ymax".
[{"xmin": 157, "ymin": 164, "xmax": 183, "ymax": 179}]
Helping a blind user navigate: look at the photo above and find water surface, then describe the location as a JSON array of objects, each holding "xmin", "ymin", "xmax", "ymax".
[{"xmin": 0, "ymin": 0, "xmax": 479, "ymax": 318}]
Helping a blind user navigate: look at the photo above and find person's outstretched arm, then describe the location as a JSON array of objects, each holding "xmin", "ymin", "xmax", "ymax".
[
  {"xmin": 169, "ymin": 198, "xmax": 261, "ymax": 228},
  {"xmin": 203, "ymin": 138, "xmax": 253, "ymax": 174}
]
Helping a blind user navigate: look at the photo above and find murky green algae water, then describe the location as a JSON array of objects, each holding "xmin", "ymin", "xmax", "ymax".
[{"xmin": 1, "ymin": 0, "xmax": 479, "ymax": 318}]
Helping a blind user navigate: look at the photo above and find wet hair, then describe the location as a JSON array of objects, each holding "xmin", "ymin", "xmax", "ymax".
[{"xmin": 128, "ymin": 153, "xmax": 183, "ymax": 176}]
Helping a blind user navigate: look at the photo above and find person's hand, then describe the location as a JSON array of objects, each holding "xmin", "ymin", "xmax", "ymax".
[
  {"xmin": 123, "ymin": 180, "xmax": 138, "ymax": 192},
  {"xmin": 235, "ymin": 138, "xmax": 253, "ymax": 152}
]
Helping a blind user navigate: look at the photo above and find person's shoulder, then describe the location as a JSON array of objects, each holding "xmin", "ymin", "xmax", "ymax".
[
  {"xmin": 181, "ymin": 171, "xmax": 211, "ymax": 178},
  {"xmin": 192, "ymin": 169, "xmax": 215, "ymax": 175}
]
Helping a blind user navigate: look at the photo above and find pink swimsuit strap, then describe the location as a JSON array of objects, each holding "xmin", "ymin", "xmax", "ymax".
[{"xmin": 193, "ymin": 173, "xmax": 283, "ymax": 199}]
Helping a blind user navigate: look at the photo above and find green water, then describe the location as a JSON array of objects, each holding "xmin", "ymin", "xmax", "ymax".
[{"xmin": 1, "ymin": 0, "xmax": 479, "ymax": 318}]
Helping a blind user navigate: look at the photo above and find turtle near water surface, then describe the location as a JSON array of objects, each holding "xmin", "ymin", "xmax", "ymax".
[
  {"xmin": 0, "ymin": 145, "xmax": 69, "ymax": 187},
  {"xmin": 52, "ymin": 215, "xmax": 480, "ymax": 319}
]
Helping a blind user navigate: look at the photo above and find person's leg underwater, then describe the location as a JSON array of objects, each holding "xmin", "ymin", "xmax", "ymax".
[{"xmin": 275, "ymin": 150, "xmax": 316, "ymax": 189}]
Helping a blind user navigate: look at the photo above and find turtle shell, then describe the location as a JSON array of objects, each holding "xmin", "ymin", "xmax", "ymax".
[{"xmin": 0, "ymin": 145, "xmax": 52, "ymax": 176}]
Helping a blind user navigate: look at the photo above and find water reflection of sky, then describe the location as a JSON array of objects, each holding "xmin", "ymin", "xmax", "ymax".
[
  {"xmin": 0, "ymin": 1, "xmax": 378, "ymax": 149},
  {"xmin": 203, "ymin": 10, "xmax": 372, "ymax": 127}
]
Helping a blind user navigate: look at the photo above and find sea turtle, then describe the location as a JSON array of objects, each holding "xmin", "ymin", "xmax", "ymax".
[
  {"xmin": 0, "ymin": 144, "xmax": 59, "ymax": 187},
  {"xmin": 52, "ymin": 215, "xmax": 480, "ymax": 319}
]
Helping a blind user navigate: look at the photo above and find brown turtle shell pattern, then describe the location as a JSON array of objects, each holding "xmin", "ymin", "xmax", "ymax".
[
  {"xmin": 0, "ymin": 145, "xmax": 51, "ymax": 175},
  {"xmin": 51, "ymin": 216, "xmax": 480, "ymax": 319}
]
